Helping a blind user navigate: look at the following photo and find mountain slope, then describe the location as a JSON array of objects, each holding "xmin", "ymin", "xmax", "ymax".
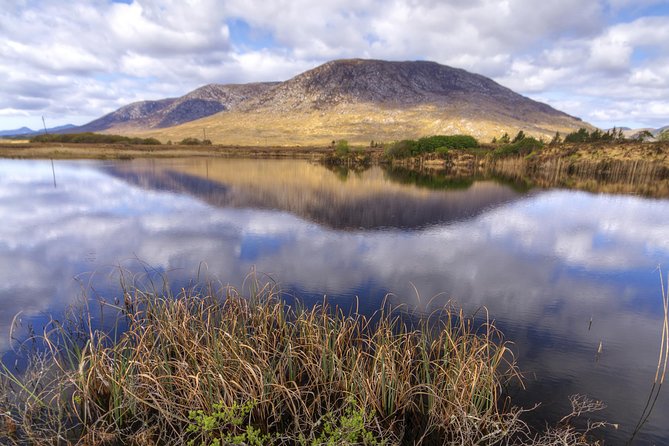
[
  {"xmin": 90, "ymin": 59, "xmax": 592, "ymax": 145},
  {"xmin": 77, "ymin": 82, "xmax": 278, "ymax": 132},
  {"xmin": 241, "ymin": 59, "xmax": 571, "ymax": 117}
]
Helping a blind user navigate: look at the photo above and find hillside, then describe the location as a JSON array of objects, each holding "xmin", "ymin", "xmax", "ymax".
[
  {"xmin": 87, "ymin": 59, "xmax": 592, "ymax": 145},
  {"xmin": 77, "ymin": 82, "xmax": 278, "ymax": 132}
]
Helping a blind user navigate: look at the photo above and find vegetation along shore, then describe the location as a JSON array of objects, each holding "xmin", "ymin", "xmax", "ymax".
[{"xmin": 0, "ymin": 278, "xmax": 614, "ymax": 445}]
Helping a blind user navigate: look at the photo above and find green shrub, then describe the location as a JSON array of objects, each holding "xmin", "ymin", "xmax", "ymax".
[
  {"xmin": 30, "ymin": 132, "xmax": 161, "ymax": 145},
  {"xmin": 511, "ymin": 130, "xmax": 526, "ymax": 143},
  {"xmin": 385, "ymin": 135, "xmax": 478, "ymax": 159},
  {"xmin": 335, "ymin": 140, "xmax": 351, "ymax": 156},
  {"xmin": 493, "ymin": 136, "xmax": 544, "ymax": 157},
  {"xmin": 180, "ymin": 137, "xmax": 200, "ymax": 145},
  {"xmin": 384, "ymin": 139, "xmax": 417, "ymax": 158},
  {"xmin": 564, "ymin": 128, "xmax": 590, "ymax": 143},
  {"xmin": 563, "ymin": 127, "xmax": 625, "ymax": 143},
  {"xmin": 416, "ymin": 135, "xmax": 478, "ymax": 153}
]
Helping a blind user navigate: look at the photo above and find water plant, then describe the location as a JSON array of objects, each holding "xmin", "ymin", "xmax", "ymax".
[{"xmin": 0, "ymin": 276, "xmax": 606, "ymax": 445}]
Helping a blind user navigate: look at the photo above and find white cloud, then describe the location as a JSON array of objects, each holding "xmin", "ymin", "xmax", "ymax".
[{"xmin": 0, "ymin": 0, "xmax": 668, "ymax": 129}]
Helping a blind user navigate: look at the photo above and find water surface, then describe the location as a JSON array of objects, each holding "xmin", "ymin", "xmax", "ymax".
[{"xmin": 0, "ymin": 158, "xmax": 668, "ymax": 443}]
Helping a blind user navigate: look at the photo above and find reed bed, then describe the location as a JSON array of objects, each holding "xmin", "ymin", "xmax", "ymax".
[{"xmin": 0, "ymin": 280, "xmax": 604, "ymax": 445}]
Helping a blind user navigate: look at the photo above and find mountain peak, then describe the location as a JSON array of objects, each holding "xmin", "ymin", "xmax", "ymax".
[{"xmin": 241, "ymin": 58, "xmax": 571, "ymax": 121}]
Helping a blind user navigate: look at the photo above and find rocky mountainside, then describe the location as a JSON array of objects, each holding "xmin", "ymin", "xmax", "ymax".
[
  {"xmin": 77, "ymin": 82, "xmax": 278, "ymax": 132},
  {"xmin": 80, "ymin": 59, "xmax": 592, "ymax": 144},
  {"xmin": 242, "ymin": 59, "xmax": 567, "ymax": 117}
]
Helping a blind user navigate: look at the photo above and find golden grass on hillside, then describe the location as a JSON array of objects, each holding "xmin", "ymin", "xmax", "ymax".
[{"xmin": 132, "ymin": 103, "xmax": 586, "ymax": 147}]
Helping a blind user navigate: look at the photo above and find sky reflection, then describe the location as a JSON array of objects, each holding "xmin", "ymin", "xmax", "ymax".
[{"xmin": 0, "ymin": 158, "xmax": 667, "ymax": 443}]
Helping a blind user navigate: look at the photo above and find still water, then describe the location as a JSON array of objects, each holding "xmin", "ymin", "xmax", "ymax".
[{"xmin": 1, "ymin": 158, "xmax": 668, "ymax": 443}]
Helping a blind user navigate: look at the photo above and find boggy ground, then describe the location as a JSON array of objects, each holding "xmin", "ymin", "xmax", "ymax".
[
  {"xmin": 1, "ymin": 140, "xmax": 667, "ymax": 165},
  {"xmin": 0, "ymin": 142, "xmax": 361, "ymax": 160}
]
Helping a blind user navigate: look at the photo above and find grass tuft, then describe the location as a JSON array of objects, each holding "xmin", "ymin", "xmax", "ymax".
[{"xmin": 0, "ymin": 278, "xmax": 606, "ymax": 445}]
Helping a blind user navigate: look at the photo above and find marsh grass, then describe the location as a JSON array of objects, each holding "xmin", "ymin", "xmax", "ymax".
[
  {"xmin": 0, "ymin": 276, "xmax": 605, "ymax": 445},
  {"xmin": 626, "ymin": 271, "xmax": 669, "ymax": 444}
]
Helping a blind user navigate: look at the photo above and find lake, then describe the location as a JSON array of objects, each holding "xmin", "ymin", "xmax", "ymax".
[{"xmin": 1, "ymin": 157, "xmax": 668, "ymax": 443}]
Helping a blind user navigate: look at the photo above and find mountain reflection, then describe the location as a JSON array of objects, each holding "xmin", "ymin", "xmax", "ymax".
[{"xmin": 102, "ymin": 159, "xmax": 524, "ymax": 230}]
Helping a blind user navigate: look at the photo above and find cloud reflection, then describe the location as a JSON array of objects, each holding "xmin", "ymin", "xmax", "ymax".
[{"xmin": 0, "ymin": 159, "xmax": 668, "ymax": 442}]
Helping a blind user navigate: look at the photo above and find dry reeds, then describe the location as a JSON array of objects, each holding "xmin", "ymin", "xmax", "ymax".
[
  {"xmin": 0, "ymin": 278, "xmax": 606, "ymax": 445},
  {"xmin": 627, "ymin": 270, "xmax": 669, "ymax": 444}
]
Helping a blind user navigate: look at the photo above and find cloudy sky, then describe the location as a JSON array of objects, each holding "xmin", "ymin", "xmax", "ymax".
[{"xmin": 1, "ymin": 0, "xmax": 668, "ymax": 131}]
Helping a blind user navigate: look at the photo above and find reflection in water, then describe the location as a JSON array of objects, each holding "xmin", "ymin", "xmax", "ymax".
[
  {"xmin": 103, "ymin": 159, "xmax": 525, "ymax": 230},
  {"xmin": 0, "ymin": 158, "xmax": 668, "ymax": 443},
  {"xmin": 488, "ymin": 156, "xmax": 669, "ymax": 198}
]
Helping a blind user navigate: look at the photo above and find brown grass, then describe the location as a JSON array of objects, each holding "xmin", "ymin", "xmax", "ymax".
[
  {"xmin": 127, "ymin": 103, "xmax": 584, "ymax": 147},
  {"xmin": 0, "ymin": 276, "xmax": 608, "ymax": 445}
]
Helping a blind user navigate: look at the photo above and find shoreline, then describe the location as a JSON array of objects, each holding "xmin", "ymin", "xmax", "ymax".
[
  {"xmin": 0, "ymin": 140, "xmax": 667, "ymax": 164},
  {"xmin": 0, "ymin": 142, "xmax": 385, "ymax": 160}
]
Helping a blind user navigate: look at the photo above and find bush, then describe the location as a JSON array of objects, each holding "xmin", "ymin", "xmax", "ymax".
[
  {"xmin": 30, "ymin": 132, "xmax": 161, "ymax": 145},
  {"xmin": 179, "ymin": 137, "xmax": 211, "ymax": 145},
  {"xmin": 335, "ymin": 140, "xmax": 350, "ymax": 156},
  {"xmin": 384, "ymin": 139, "xmax": 417, "ymax": 158},
  {"xmin": 564, "ymin": 127, "xmax": 625, "ymax": 143},
  {"xmin": 416, "ymin": 135, "xmax": 478, "ymax": 153},
  {"xmin": 385, "ymin": 135, "xmax": 478, "ymax": 159},
  {"xmin": 493, "ymin": 136, "xmax": 544, "ymax": 157},
  {"xmin": 564, "ymin": 128, "xmax": 590, "ymax": 143}
]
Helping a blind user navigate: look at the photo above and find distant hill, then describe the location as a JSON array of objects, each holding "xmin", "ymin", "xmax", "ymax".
[
  {"xmin": 0, "ymin": 127, "xmax": 33, "ymax": 136},
  {"xmin": 620, "ymin": 125, "xmax": 669, "ymax": 140},
  {"xmin": 80, "ymin": 59, "xmax": 593, "ymax": 145},
  {"xmin": 0, "ymin": 124, "xmax": 77, "ymax": 137}
]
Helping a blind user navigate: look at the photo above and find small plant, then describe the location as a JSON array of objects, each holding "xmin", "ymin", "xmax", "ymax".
[
  {"xmin": 549, "ymin": 132, "xmax": 562, "ymax": 146},
  {"xmin": 512, "ymin": 130, "xmax": 526, "ymax": 143},
  {"xmin": 187, "ymin": 400, "xmax": 271, "ymax": 446},
  {"xmin": 335, "ymin": 139, "xmax": 351, "ymax": 156},
  {"xmin": 384, "ymin": 139, "xmax": 417, "ymax": 158},
  {"xmin": 311, "ymin": 397, "xmax": 384, "ymax": 446},
  {"xmin": 492, "ymin": 136, "xmax": 544, "ymax": 158}
]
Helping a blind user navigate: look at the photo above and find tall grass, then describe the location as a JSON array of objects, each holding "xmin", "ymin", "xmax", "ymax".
[{"xmin": 0, "ymin": 278, "xmax": 604, "ymax": 445}]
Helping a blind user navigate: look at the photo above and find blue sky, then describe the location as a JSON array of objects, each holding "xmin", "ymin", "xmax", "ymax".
[{"xmin": 1, "ymin": 0, "xmax": 668, "ymax": 131}]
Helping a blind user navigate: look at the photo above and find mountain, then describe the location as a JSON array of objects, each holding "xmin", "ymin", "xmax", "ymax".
[
  {"xmin": 77, "ymin": 82, "xmax": 278, "ymax": 132},
  {"xmin": 620, "ymin": 125, "xmax": 669, "ymax": 140},
  {"xmin": 0, "ymin": 127, "xmax": 34, "ymax": 136},
  {"xmin": 655, "ymin": 125, "xmax": 669, "ymax": 135},
  {"xmin": 0, "ymin": 124, "xmax": 77, "ymax": 137},
  {"xmin": 85, "ymin": 59, "xmax": 593, "ymax": 145},
  {"xmin": 45, "ymin": 124, "xmax": 78, "ymax": 133},
  {"xmin": 241, "ymin": 59, "xmax": 571, "ymax": 114}
]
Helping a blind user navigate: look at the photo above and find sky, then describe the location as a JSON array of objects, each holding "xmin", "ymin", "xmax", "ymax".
[{"xmin": 1, "ymin": 0, "xmax": 668, "ymax": 131}]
